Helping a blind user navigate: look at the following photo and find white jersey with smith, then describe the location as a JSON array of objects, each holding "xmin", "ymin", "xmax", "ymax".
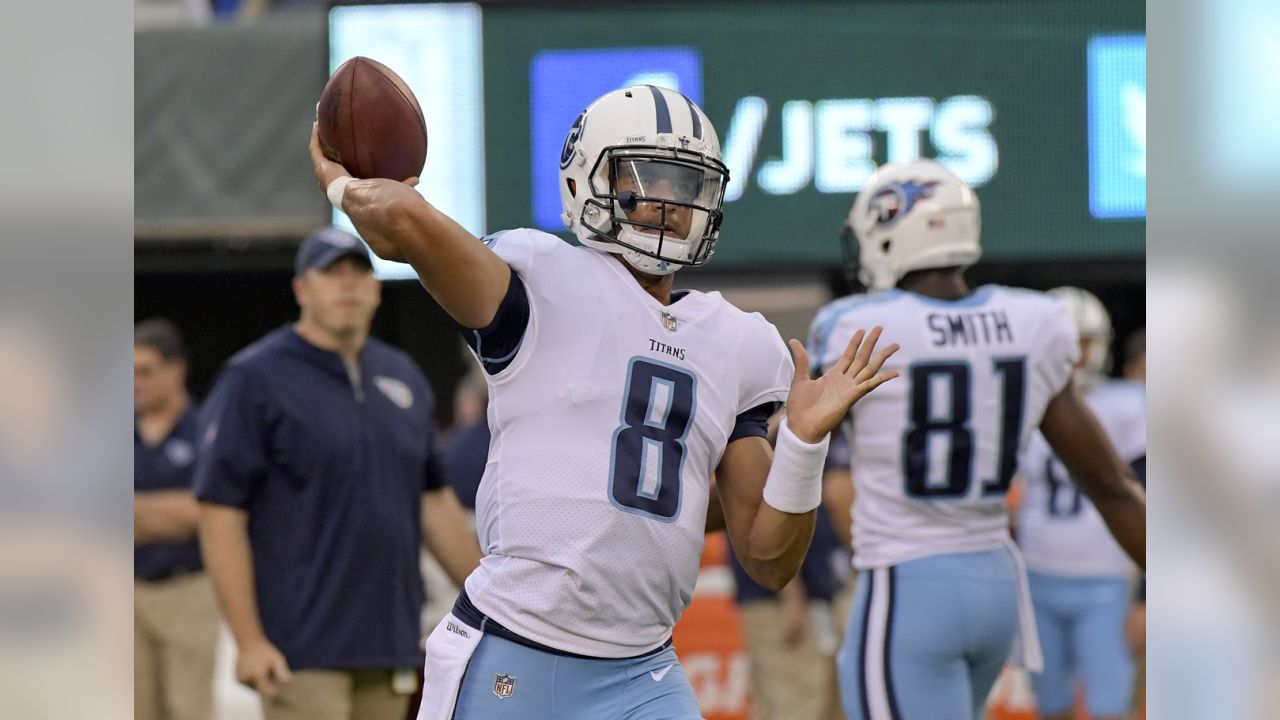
[
  {"xmin": 464, "ymin": 229, "xmax": 792, "ymax": 658},
  {"xmin": 808, "ymin": 286, "xmax": 1078, "ymax": 569}
]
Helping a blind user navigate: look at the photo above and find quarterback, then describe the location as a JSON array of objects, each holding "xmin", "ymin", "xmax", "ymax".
[{"xmin": 310, "ymin": 85, "xmax": 898, "ymax": 719}]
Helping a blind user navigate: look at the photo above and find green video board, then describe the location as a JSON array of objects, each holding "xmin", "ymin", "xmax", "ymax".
[{"xmin": 480, "ymin": 0, "xmax": 1145, "ymax": 269}]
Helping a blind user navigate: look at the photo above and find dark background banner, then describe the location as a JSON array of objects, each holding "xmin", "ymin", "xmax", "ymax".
[
  {"xmin": 137, "ymin": 0, "xmax": 1144, "ymax": 266},
  {"xmin": 483, "ymin": 0, "xmax": 1145, "ymax": 267}
]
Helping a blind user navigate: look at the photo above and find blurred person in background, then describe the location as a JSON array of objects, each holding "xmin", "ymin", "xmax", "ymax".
[
  {"xmin": 1122, "ymin": 328, "xmax": 1145, "ymax": 383},
  {"xmin": 729, "ymin": 462, "xmax": 848, "ymax": 720},
  {"xmin": 411, "ymin": 363, "xmax": 490, "ymax": 719},
  {"xmin": 809, "ymin": 160, "xmax": 1146, "ymax": 720},
  {"xmin": 1016, "ymin": 288, "xmax": 1145, "ymax": 720},
  {"xmin": 135, "ymin": 318, "xmax": 219, "ymax": 720},
  {"xmin": 438, "ymin": 364, "xmax": 489, "ymax": 512},
  {"xmin": 1120, "ymin": 326, "xmax": 1146, "ymax": 716},
  {"xmin": 194, "ymin": 226, "xmax": 481, "ymax": 720}
]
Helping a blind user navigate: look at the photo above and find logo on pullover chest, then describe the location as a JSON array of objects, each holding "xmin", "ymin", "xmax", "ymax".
[{"xmin": 373, "ymin": 375, "xmax": 414, "ymax": 409}]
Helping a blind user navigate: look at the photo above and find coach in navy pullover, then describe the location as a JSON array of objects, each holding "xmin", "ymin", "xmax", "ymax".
[{"xmin": 194, "ymin": 227, "xmax": 480, "ymax": 720}]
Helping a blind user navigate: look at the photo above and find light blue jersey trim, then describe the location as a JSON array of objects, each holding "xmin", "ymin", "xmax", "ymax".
[
  {"xmin": 902, "ymin": 284, "xmax": 995, "ymax": 308},
  {"xmin": 810, "ymin": 290, "xmax": 906, "ymax": 373}
]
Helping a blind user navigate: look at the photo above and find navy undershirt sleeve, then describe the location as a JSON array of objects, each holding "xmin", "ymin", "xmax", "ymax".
[
  {"xmin": 1130, "ymin": 454, "xmax": 1146, "ymax": 487},
  {"xmin": 457, "ymin": 270, "xmax": 530, "ymax": 375},
  {"xmin": 728, "ymin": 402, "xmax": 781, "ymax": 443}
]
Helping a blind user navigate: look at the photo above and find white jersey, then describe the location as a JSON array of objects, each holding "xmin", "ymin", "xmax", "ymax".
[
  {"xmin": 1018, "ymin": 380, "xmax": 1144, "ymax": 577},
  {"xmin": 808, "ymin": 286, "xmax": 1078, "ymax": 569},
  {"xmin": 464, "ymin": 229, "xmax": 792, "ymax": 657}
]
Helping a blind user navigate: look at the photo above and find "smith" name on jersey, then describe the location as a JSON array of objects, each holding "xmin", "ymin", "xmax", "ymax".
[{"xmin": 927, "ymin": 310, "xmax": 1014, "ymax": 347}]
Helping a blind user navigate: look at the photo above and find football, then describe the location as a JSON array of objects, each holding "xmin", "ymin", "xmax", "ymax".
[{"xmin": 317, "ymin": 56, "xmax": 427, "ymax": 181}]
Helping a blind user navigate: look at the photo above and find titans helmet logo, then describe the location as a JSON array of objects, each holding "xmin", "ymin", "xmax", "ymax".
[
  {"xmin": 867, "ymin": 180, "xmax": 940, "ymax": 229},
  {"xmin": 560, "ymin": 111, "xmax": 587, "ymax": 170}
]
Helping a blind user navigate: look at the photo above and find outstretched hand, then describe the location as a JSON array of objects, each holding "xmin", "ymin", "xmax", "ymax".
[{"xmin": 785, "ymin": 327, "xmax": 899, "ymax": 443}]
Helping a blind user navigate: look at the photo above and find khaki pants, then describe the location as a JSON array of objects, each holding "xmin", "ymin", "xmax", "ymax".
[
  {"xmin": 739, "ymin": 599, "xmax": 842, "ymax": 720},
  {"xmin": 135, "ymin": 573, "xmax": 220, "ymax": 720},
  {"xmin": 262, "ymin": 669, "xmax": 410, "ymax": 720}
]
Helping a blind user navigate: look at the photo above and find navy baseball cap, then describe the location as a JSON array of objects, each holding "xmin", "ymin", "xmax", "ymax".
[{"xmin": 294, "ymin": 226, "xmax": 373, "ymax": 276}]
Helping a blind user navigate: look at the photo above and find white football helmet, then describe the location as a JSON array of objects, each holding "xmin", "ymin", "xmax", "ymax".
[
  {"xmin": 559, "ymin": 86, "xmax": 729, "ymax": 276},
  {"xmin": 845, "ymin": 159, "xmax": 981, "ymax": 290},
  {"xmin": 1049, "ymin": 286, "xmax": 1113, "ymax": 385}
]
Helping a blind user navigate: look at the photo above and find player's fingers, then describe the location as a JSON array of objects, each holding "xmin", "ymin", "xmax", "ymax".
[
  {"xmin": 857, "ymin": 370, "xmax": 900, "ymax": 395},
  {"xmin": 833, "ymin": 329, "xmax": 865, "ymax": 375},
  {"xmin": 242, "ymin": 665, "xmax": 276, "ymax": 698},
  {"xmin": 848, "ymin": 326, "xmax": 883, "ymax": 373},
  {"xmin": 854, "ymin": 342, "xmax": 900, "ymax": 384},
  {"xmin": 272, "ymin": 654, "xmax": 293, "ymax": 684},
  {"xmin": 402, "ymin": 176, "xmax": 421, "ymax": 188},
  {"xmin": 787, "ymin": 339, "xmax": 810, "ymax": 384}
]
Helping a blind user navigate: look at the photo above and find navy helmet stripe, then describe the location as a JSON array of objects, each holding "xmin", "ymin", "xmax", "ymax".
[
  {"xmin": 682, "ymin": 94, "xmax": 702, "ymax": 139},
  {"xmin": 646, "ymin": 85, "xmax": 673, "ymax": 134}
]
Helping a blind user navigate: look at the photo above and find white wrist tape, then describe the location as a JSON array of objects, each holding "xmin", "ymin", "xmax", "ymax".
[
  {"xmin": 326, "ymin": 175, "xmax": 353, "ymax": 211},
  {"xmin": 761, "ymin": 418, "xmax": 830, "ymax": 514}
]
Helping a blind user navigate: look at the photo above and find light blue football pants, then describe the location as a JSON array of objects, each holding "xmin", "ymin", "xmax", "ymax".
[
  {"xmin": 837, "ymin": 549, "xmax": 1020, "ymax": 720},
  {"xmin": 1028, "ymin": 570, "xmax": 1135, "ymax": 716},
  {"xmin": 452, "ymin": 632, "xmax": 701, "ymax": 719}
]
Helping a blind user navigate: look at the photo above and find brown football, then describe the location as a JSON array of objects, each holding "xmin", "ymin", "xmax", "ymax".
[{"xmin": 317, "ymin": 56, "xmax": 427, "ymax": 181}]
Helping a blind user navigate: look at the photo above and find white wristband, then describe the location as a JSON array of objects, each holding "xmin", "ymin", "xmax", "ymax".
[
  {"xmin": 761, "ymin": 418, "xmax": 830, "ymax": 514},
  {"xmin": 326, "ymin": 175, "xmax": 353, "ymax": 211}
]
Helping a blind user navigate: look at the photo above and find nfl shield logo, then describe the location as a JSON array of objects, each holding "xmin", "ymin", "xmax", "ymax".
[
  {"xmin": 493, "ymin": 673, "xmax": 516, "ymax": 700},
  {"xmin": 661, "ymin": 311, "xmax": 678, "ymax": 333}
]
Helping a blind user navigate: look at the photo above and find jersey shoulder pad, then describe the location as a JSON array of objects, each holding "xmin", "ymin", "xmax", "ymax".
[
  {"xmin": 480, "ymin": 228, "xmax": 573, "ymax": 276},
  {"xmin": 719, "ymin": 298, "xmax": 792, "ymax": 412}
]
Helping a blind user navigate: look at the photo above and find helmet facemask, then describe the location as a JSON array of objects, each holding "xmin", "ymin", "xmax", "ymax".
[{"xmin": 577, "ymin": 145, "xmax": 728, "ymax": 276}]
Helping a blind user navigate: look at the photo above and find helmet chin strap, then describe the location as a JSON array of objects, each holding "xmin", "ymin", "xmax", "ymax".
[{"xmin": 622, "ymin": 247, "xmax": 679, "ymax": 276}]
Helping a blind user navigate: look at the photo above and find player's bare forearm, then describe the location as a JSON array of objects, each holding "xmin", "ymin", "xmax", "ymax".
[
  {"xmin": 717, "ymin": 436, "xmax": 817, "ymax": 590},
  {"xmin": 421, "ymin": 487, "xmax": 483, "ymax": 587},
  {"xmin": 1040, "ymin": 380, "xmax": 1147, "ymax": 568},
  {"xmin": 743, "ymin": 504, "xmax": 818, "ymax": 589},
  {"xmin": 134, "ymin": 490, "xmax": 200, "ymax": 544},
  {"xmin": 310, "ymin": 122, "xmax": 509, "ymax": 329},
  {"xmin": 1090, "ymin": 480, "xmax": 1146, "ymax": 565},
  {"xmin": 199, "ymin": 502, "xmax": 269, "ymax": 646},
  {"xmin": 340, "ymin": 182, "xmax": 510, "ymax": 329}
]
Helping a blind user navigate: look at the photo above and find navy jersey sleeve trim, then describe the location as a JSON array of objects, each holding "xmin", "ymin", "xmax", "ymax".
[
  {"xmin": 458, "ymin": 269, "xmax": 530, "ymax": 375},
  {"xmin": 728, "ymin": 402, "xmax": 780, "ymax": 444},
  {"xmin": 1130, "ymin": 454, "xmax": 1146, "ymax": 487},
  {"xmin": 423, "ymin": 447, "xmax": 446, "ymax": 493}
]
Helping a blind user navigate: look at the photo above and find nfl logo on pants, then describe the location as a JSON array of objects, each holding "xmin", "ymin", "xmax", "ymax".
[{"xmin": 492, "ymin": 673, "xmax": 516, "ymax": 700}]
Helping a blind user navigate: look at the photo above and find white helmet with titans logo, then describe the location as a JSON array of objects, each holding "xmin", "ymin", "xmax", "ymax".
[
  {"xmin": 846, "ymin": 159, "xmax": 982, "ymax": 290},
  {"xmin": 1049, "ymin": 286, "xmax": 1114, "ymax": 385},
  {"xmin": 558, "ymin": 86, "xmax": 729, "ymax": 276}
]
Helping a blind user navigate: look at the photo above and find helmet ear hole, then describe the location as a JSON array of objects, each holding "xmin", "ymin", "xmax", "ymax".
[
  {"xmin": 566, "ymin": 178, "xmax": 577, "ymax": 198},
  {"xmin": 880, "ymin": 239, "xmax": 892, "ymax": 254}
]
